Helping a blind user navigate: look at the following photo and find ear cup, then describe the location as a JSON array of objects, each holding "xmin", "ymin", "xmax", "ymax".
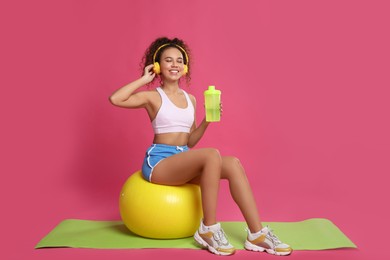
[
  {"xmin": 154, "ymin": 62, "xmax": 187, "ymax": 75},
  {"xmin": 153, "ymin": 62, "xmax": 161, "ymax": 74}
]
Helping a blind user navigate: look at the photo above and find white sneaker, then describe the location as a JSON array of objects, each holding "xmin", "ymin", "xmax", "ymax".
[
  {"xmin": 194, "ymin": 221, "xmax": 236, "ymax": 256},
  {"xmin": 244, "ymin": 226, "xmax": 292, "ymax": 256}
]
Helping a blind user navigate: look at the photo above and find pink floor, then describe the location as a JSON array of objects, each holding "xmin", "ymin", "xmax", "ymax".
[{"xmin": 30, "ymin": 248, "xmax": 364, "ymax": 260}]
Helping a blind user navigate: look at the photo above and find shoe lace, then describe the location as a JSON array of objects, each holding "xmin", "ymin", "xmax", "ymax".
[
  {"xmin": 213, "ymin": 229, "xmax": 230, "ymax": 247},
  {"xmin": 265, "ymin": 226, "xmax": 282, "ymax": 246}
]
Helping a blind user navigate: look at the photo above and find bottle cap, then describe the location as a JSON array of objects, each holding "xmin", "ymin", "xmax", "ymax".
[{"xmin": 205, "ymin": 85, "xmax": 220, "ymax": 94}]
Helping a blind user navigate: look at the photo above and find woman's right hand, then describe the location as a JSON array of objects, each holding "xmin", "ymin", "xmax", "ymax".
[
  {"xmin": 142, "ymin": 64, "xmax": 156, "ymax": 83},
  {"xmin": 110, "ymin": 64, "xmax": 156, "ymax": 107}
]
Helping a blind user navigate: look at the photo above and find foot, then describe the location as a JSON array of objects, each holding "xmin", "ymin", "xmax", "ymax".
[
  {"xmin": 194, "ymin": 222, "xmax": 236, "ymax": 256},
  {"xmin": 244, "ymin": 226, "xmax": 292, "ymax": 256}
]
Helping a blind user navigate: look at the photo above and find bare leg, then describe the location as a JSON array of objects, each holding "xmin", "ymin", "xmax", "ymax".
[
  {"xmin": 151, "ymin": 148, "xmax": 222, "ymax": 226},
  {"xmin": 220, "ymin": 156, "xmax": 263, "ymax": 233}
]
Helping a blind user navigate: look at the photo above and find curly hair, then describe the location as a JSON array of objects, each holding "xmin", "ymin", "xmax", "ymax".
[{"xmin": 140, "ymin": 37, "xmax": 192, "ymax": 85}]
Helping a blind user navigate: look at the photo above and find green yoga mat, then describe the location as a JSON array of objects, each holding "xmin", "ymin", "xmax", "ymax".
[{"xmin": 35, "ymin": 218, "xmax": 357, "ymax": 250}]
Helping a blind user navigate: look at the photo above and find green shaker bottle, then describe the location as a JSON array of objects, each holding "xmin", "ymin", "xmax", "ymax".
[{"xmin": 204, "ymin": 86, "xmax": 221, "ymax": 122}]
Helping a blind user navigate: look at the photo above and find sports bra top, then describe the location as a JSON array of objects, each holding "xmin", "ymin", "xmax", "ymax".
[{"xmin": 152, "ymin": 87, "xmax": 195, "ymax": 134}]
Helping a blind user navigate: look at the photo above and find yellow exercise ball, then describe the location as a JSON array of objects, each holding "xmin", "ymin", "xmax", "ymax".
[{"xmin": 119, "ymin": 170, "xmax": 203, "ymax": 239}]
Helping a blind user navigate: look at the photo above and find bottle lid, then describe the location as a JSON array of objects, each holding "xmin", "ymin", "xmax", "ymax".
[{"xmin": 205, "ymin": 85, "xmax": 221, "ymax": 94}]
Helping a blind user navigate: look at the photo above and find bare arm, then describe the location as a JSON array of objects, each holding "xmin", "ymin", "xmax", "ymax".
[
  {"xmin": 187, "ymin": 96, "xmax": 224, "ymax": 148},
  {"xmin": 187, "ymin": 95, "xmax": 211, "ymax": 148},
  {"xmin": 188, "ymin": 118, "xmax": 210, "ymax": 148},
  {"xmin": 109, "ymin": 64, "xmax": 155, "ymax": 108}
]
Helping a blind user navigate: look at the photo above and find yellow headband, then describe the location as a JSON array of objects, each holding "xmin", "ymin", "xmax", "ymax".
[{"xmin": 153, "ymin": 43, "xmax": 189, "ymax": 64}]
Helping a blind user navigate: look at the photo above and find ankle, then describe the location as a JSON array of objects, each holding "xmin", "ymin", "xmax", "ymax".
[
  {"xmin": 202, "ymin": 218, "xmax": 217, "ymax": 227},
  {"xmin": 247, "ymin": 226, "xmax": 267, "ymax": 240},
  {"xmin": 201, "ymin": 220, "xmax": 220, "ymax": 232},
  {"xmin": 248, "ymin": 224, "xmax": 264, "ymax": 234}
]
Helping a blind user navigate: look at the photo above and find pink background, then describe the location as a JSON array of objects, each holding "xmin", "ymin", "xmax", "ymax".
[{"xmin": 1, "ymin": 0, "xmax": 389, "ymax": 259}]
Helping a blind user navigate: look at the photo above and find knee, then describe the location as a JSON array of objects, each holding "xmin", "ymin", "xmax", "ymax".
[
  {"xmin": 223, "ymin": 156, "xmax": 247, "ymax": 179},
  {"xmin": 228, "ymin": 156, "xmax": 243, "ymax": 170},
  {"xmin": 204, "ymin": 148, "xmax": 222, "ymax": 161},
  {"xmin": 202, "ymin": 148, "xmax": 222, "ymax": 170}
]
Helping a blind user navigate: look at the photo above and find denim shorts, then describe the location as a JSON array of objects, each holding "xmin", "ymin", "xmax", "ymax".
[{"xmin": 142, "ymin": 144, "xmax": 189, "ymax": 182}]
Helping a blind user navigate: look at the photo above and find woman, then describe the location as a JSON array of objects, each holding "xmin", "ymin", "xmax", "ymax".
[{"xmin": 109, "ymin": 37, "xmax": 292, "ymax": 256}]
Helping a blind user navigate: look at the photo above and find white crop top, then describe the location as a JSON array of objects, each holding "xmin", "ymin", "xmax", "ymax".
[{"xmin": 152, "ymin": 87, "xmax": 195, "ymax": 134}]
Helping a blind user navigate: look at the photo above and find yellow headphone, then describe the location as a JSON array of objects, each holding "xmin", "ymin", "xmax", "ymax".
[{"xmin": 152, "ymin": 43, "xmax": 189, "ymax": 75}]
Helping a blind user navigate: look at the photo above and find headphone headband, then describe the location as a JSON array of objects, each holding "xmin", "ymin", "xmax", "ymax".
[{"xmin": 152, "ymin": 43, "xmax": 189, "ymax": 64}]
